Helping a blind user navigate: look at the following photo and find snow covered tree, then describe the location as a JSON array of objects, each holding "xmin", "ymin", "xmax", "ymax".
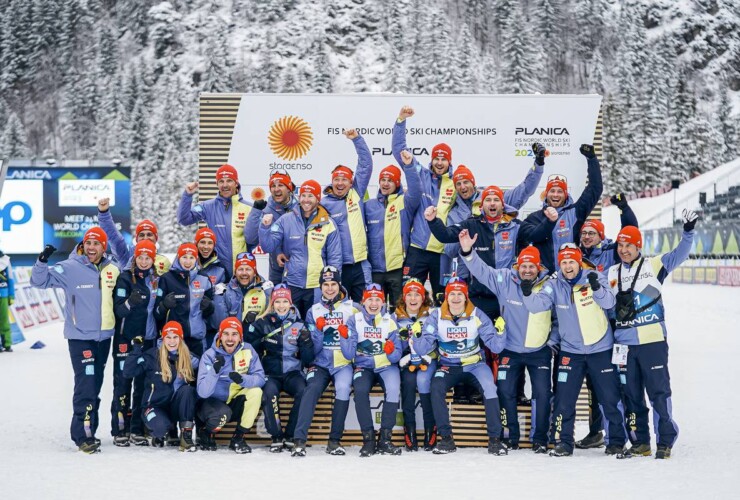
[
  {"xmin": 0, "ymin": 111, "xmax": 31, "ymax": 157},
  {"xmin": 499, "ymin": 3, "xmax": 543, "ymax": 94},
  {"xmin": 148, "ymin": 2, "xmax": 182, "ymax": 59}
]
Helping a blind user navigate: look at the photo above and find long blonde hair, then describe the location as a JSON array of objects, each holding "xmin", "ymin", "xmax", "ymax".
[{"xmin": 159, "ymin": 339, "xmax": 194, "ymax": 384}]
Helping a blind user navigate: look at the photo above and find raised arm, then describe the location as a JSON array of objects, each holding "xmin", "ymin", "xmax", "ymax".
[
  {"xmin": 347, "ymin": 130, "xmax": 373, "ymax": 197},
  {"xmin": 574, "ymin": 145, "xmax": 603, "ymax": 221},
  {"xmin": 97, "ymin": 198, "xmax": 131, "ymax": 266},
  {"xmin": 504, "ymin": 144, "xmax": 545, "ymax": 210},
  {"xmin": 177, "ymin": 182, "xmax": 207, "ymax": 226}
]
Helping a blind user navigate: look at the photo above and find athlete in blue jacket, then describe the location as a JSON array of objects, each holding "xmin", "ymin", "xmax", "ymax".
[
  {"xmin": 244, "ymin": 285, "xmax": 314, "ymax": 452},
  {"xmin": 123, "ymin": 321, "xmax": 199, "ymax": 451},
  {"xmin": 340, "ymin": 284, "xmax": 403, "ymax": 456},
  {"xmin": 30, "ymin": 227, "xmax": 119, "ymax": 454},
  {"xmin": 258, "ymin": 180, "xmax": 343, "ymax": 318},
  {"xmin": 413, "ymin": 278, "xmax": 508, "ymax": 455},
  {"xmin": 197, "ymin": 317, "xmax": 265, "ymax": 453},
  {"xmin": 320, "ymin": 129, "xmax": 373, "ymax": 302}
]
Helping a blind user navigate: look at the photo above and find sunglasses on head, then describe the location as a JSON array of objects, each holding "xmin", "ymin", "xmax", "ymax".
[
  {"xmin": 236, "ymin": 252, "xmax": 256, "ymax": 261},
  {"xmin": 559, "ymin": 242, "xmax": 579, "ymax": 251},
  {"xmin": 548, "ymin": 174, "xmax": 567, "ymax": 183}
]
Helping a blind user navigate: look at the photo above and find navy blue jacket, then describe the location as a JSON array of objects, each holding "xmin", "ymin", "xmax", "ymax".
[
  {"xmin": 123, "ymin": 344, "xmax": 198, "ymax": 408},
  {"xmin": 113, "ymin": 267, "xmax": 159, "ymax": 341},
  {"xmin": 154, "ymin": 260, "xmax": 214, "ymax": 339},
  {"xmin": 244, "ymin": 306, "xmax": 314, "ymax": 377}
]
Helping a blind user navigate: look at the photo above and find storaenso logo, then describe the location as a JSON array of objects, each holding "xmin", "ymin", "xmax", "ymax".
[
  {"xmin": 0, "ymin": 201, "xmax": 32, "ymax": 230},
  {"xmin": 515, "ymin": 127, "xmax": 570, "ymax": 135},
  {"xmin": 7, "ymin": 170, "xmax": 52, "ymax": 180}
]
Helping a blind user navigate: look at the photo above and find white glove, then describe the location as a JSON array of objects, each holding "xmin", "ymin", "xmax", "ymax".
[
  {"xmin": 682, "ymin": 208, "xmax": 699, "ymax": 231},
  {"xmin": 399, "ymin": 354, "xmax": 411, "ymax": 368},
  {"xmin": 214, "ymin": 283, "xmax": 227, "ymax": 296}
]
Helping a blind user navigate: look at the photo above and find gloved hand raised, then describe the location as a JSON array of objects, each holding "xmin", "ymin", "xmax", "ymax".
[
  {"xmin": 682, "ymin": 209, "xmax": 699, "ymax": 232},
  {"xmin": 532, "ymin": 143, "xmax": 547, "ymax": 166},
  {"xmin": 587, "ymin": 272, "xmax": 601, "ymax": 291},
  {"xmin": 244, "ymin": 311, "xmax": 258, "ymax": 324},
  {"xmin": 383, "ymin": 340, "xmax": 395, "ymax": 355},
  {"xmin": 315, "ymin": 317, "xmax": 327, "ymax": 331},
  {"xmin": 212, "ymin": 355, "xmax": 226, "ymax": 372},
  {"xmin": 520, "ymin": 279, "xmax": 534, "ymax": 297},
  {"xmin": 252, "ymin": 199, "xmax": 267, "ymax": 211},
  {"xmin": 199, "ymin": 296, "xmax": 213, "ymax": 311},
  {"xmin": 162, "ymin": 293, "xmax": 178, "ymax": 310},
  {"xmin": 228, "ymin": 372, "xmax": 243, "ymax": 384},
  {"xmin": 610, "ymin": 193, "xmax": 628, "ymax": 209},
  {"xmin": 579, "ymin": 144, "xmax": 596, "ymax": 159},
  {"xmin": 39, "ymin": 244, "xmax": 57, "ymax": 263},
  {"xmin": 128, "ymin": 291, "xmax": 148, "ymax": 307},
  {"xmin": 338, "ymin": 325, "xmax": 349, "ymax": 339}
]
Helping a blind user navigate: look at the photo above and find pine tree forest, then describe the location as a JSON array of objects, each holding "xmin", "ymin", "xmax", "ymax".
[{"xmin": 1, "ymin": 0, "xmax": 739, "ymax": 251}]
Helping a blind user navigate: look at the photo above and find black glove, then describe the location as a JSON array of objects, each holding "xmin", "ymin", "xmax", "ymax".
[
  {"xmin": 682, "ymin": 209, "xmax": 699, "ymax": 232},
  {"xmin": 253, "ymin": 199, "xmax": 267, "ymax": 211},
  {"xmin": 213, "ymin": 355, "xmax": 225, "ymax": 372},
  {"xmin": 532, "ymin": 143, "xmax": 546, "ymax": 166},
  {"xmin": 244, "ymin": 311, "xmax": 258, "ymax": 324},
  {"xmin": 38, "ymin": 244, "xmax": 57, "ymax": 263},
  {"xmin": 520, "ymin": 279, "xmax": 534, "ymax": 297},
  {"xmin": 398, "ymin": 327, "xmax": 409, "ymax": 341},
  {"xmin": 199, "ymin": 296, "xmax": 213, "ymax": 311},
  {"xmin": 610, "ymin": 193, "xmax": 628, "ymax": 209},
  {"xmin": 298, "ymin": 327, "xmax": 311, "ymax": 343},
  {"xmin": 587, "ymin": 272, "xmax": 601, "ymax": 291},
  {"xmin": 128, "ymin": 291, "xmax": 147, "ymax": 307},
  {"xmin": 132, "ymin": 336, "xmax": 144, "ymax": 347},
  {"xmin": 162, "ymin": 292, "xmax": 178, "ymax": 310},
  {"xmin": 579, "ymin": 144, "xmax": 596, "ymax": 159},
  {"xmin": 228, "ymin": 371, "xmax": 243, "ymax": 384}
]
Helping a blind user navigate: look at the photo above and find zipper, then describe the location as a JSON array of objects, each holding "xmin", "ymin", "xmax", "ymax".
[
  {"xmin": 71, "ymin": 295, "xmax": 77, "ymax": 325},
  {"xmin": 147, "ymin": 383, "xmax": 155, "ymax": 406}
]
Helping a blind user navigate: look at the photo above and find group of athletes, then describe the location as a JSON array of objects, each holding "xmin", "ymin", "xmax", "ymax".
[{"xmin": 30, "ymin": 106, "xmax": 697, "ymax": 459}]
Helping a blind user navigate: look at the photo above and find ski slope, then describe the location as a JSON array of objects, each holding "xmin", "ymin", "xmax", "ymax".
[{"xmin": 1, "ymin": 282, "xmax": 739, "ymax": 499}]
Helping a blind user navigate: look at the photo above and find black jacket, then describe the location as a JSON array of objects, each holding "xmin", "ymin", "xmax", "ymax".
[{"xmin": 244, "ymin": 307, "xmax": 314, "ymax": 377}]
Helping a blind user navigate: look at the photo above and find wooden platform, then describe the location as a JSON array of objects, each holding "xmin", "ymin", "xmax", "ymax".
[{"xmin": 215, "ymin": 384, "xmax": 590, "ymax": 448}]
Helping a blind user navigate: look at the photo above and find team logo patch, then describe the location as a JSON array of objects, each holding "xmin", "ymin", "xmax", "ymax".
[
  {"xmin": 238, "ymin": 358, "xmax": 247, "ymax": 368},
  {"xmin": 559, "ymin": 220, "xmax": 566, "ymax": 228},
  {"xmin": 192, "ymin": 281, "xmax": 200, "ymax": 289},
  {"xmin": 597, "ymin": 264, "xmax": 604, "ymax": 272},
  {"xmin": 501, "ymin": 232, "xmax": 509, "ymax": 241},
  {"xmin": 501, "ymin": 357, "xmax": 510, "ymax": 365},
  {"xmin": 580, "ymin": 287, "xmax": 589, "ymax": 296},
  {"xmin": 83, "ymin": 350, "xmax": 93, "ymax": 359},
  {"xmin": 561, "ymin": 356, "xmax": 570, "ymax": 366},
  {"xmin": 119, "ymin": 344, "xmax": 128, "ymax": 353},
  {"xmin": 558, "ymin": 372, "xmax": 568, "ymax": 382},
  {"xmin": 251, "ymin": 296, "xmax": 258, "ymax": 304},
  {"xmin": 389, "ymin": 205, "xmax": 396, "ymax": 213},
  {"xmin": 106, "ymin": 272, "xmax": 113, "ymax": 280}
]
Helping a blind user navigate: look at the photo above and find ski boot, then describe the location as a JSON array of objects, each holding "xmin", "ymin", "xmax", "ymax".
[
  {"xmin": 229, "ymin": 433, "xmax": 252, "ymax": 454},
  {"xmin": 3, "ymin": 346, "xmax": 12, "ymax": 353},
  {"xmin": 403, "ymin": 426, "xmax": 418, "ymax": 451},
  {"xmin": 359, "ymin": 430, "xmax": 376, "ymax": 457},
  {"xmin": 502, "ymin": 438, "xmax": 519, "ymax": 450},
  {"xmin": 129, "ymin": 433, "xmax": 149, "ymax": 447},
  {"xmin": 270, "ymin": 437, "xmax": 284, "ymax": 453},
  {"xmin": 179, "ymin": 427, "xmax": 197, "ymax": 452},
  {"xmin": 78, "ymin": 438, "xmax": 101, "ymax": 454},
  {"xmin": 292, "ymin": 439, "xmax": 307, "ymax": 457},
  {"xmin": 488, "ymin": 438, "xmax": 508, "ymax": 456},
  {"xmin": 619, "ymin": 443, "xmax": 651, "ymax": 459},
  {"xmin": 283, "ymin": 437, "xmax": 295, "ymax": 450},
  {"xmin": 532, "ymin": 443, "xmax": 548, "ymax": 454},
  {"xmin": 423, "ymin": 427, "xmax": 437, "ymax": 451},
  {"xmin": 113, "ymin": 434, "xmax": 130, "ymax": 447},
  {"xmin": 198, "ymin": 429, "xmax": 217, "ymax": 451},
  {"xmin": 575, "ymin": 431, "xmax": 604, "ymax": 449},
  {"xmin": 166, "ymin": 427, "xmax": 179, "ymax": 447},
  {"xmin": 605, "ymin": 444, "xmax": 625, "ymax": 456},
  {"xmin": 433, "ymin": 435, "xmax": 456, "ymax": 454},
  {"xmin": 151, "ymin": 437, "xmax": 165, "ymax": 448},
  {"xmin": 655, "ymin": 445, "xmax": 672, "ymax": 460},
  {"xmin": 377, "ymin": 429, "xmax": 402, "ymax": 455},
  {"xmin": 549, "ymin": 443, "xmax": 573, "ymax": 457},
  {"xmin": 326, "ymin": 440, "xmax": 346, "ymax": 456}
]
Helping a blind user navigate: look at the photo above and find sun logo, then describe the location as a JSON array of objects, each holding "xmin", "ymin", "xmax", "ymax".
[{"xmin": 268, "ymin": 116, "xmax": 313, "ymax": 160}]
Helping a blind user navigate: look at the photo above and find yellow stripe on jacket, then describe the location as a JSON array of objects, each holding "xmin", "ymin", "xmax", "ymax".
[
  {"xmin": 242, "ymin": 289, "xmax": 267, "ymax": 320},
  {"xmin": 346, "ymin": 190, "xmax": 368, "ymax": 262},
  {"xmin": 524, "ymin": 282, "xmax": 552, "ymax": 348},
  {"xmin": 384, "ymin": 194, "xmax": 406, "ymax": 271},
  {"xmin": 230, "ymin": 195, "xmax": 251, "ymax": 268},
  {"xmin": 100, "ymin": 263, "xmax": 121, "ymax": 330},
  {"xmin": 573, "ymin": 286, "xmax": 609, "ymax": 345},
  {"xmin": 427, "ymin": 175, "xmax": 456, "ymax": 253},
  {"xmin": 306, "ymin": 207, "xmax": 336, "ymax": 289}
]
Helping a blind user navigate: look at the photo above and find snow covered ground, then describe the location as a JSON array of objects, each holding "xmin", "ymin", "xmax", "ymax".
[{"xmin": 1, "ymin": 282, "xmax": 739, "ymax": 499}]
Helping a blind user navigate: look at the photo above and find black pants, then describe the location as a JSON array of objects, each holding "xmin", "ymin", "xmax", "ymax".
[
  {"xmin": 293, "ymin": 365, "xmax": 352, "ymax": 442},
  {"xmin": 342, "ymin": 262, "xmax": 368, "ymax": 303},
  {"xmin": 143, "ymin": 385, "xmax": 197, "ymax": 439},
  {"xmin": 261, "ymin": 371, "xmax": 307, "ymax": 440},
  {"xmin": 352, "ymin": 367, "xmax": 401, "ymax": 432},
  {"xmin": 111, "ymin": 334, "xmax": 153, "ymax": 436},
  {"xmin": 404, "ymin": 246, "xmax": 443, "ymax": 303},
  {"xmin": 290, "ymin": 286, "xmax": 317, "ymax": 320},
  {"xmin": 400, "ymin": 365, "xmax": 436, "ymax": 431},
  {"xmin": 185, "ymin": 337, "xmax": 204, "ymax": 358},
  {"xmin": 68, "ymin": 338, "xmax": 111, "ymax": 445},
  {"xmin": 372, "ymin": 269, "xmax": 403, "ymax": 310}
]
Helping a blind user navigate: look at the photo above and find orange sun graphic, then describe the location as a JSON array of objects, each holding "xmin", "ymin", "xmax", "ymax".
[{"xmin": 268, "ymin": 116, "xmax": 313, "ymax": 161}]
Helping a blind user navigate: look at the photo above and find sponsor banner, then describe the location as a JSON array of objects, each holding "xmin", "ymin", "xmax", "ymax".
[
  {"xmin": 1, "ymin": 166, "xmax": 131, "ymax": 262},
  {"xmin": 673, "ymin": 265, "xmax": 738, "ymax": 286},
  {"xmin": 226, "ymin": 94, "xmax": 602, "ymax": 216},
  {"xmin": 646, "ymin": 222, "xmax": 740, "ymax": 257},
  {"xmin": 718, "ymin": 266, "xmax": 740, "ymax": 286},
  {"xmin": 8, "ymin": 266, "xmax": 65, "ymax": 334}
]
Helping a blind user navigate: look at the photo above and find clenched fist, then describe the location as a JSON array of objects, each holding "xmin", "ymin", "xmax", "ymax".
[
  {"xmin": 424, "ymin": 206, "xmax": 438, "ymax": 222},
  {"xmin": 400, "ymin": 150, "xmax": 414, "ymax": 166},
  {"xmin": 544, "ymin": 207, "xmax": 558, "ymax": 222},
  {"xmin": 262, "ymin": 213, "xmax": 274, "ymax": 226},
  {"xmin": 98, "ymin": 197, "xmax": 110, "ymax": 212},
  {"xmin": 398, "ymin": 106, "xmax": 414, "ymax": 121},
  {"xmin": 185, "ymin": 181, "xmax": 199, "ymax": 195},
  {"xmin": 344, "ymin": 128, "xmax": 359, "ymax": 140}
]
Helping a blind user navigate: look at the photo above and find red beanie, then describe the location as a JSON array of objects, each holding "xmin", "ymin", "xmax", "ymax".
[
  {"xmin": 216, "ymin": 164, "xmax": 239, "ymax": 182},
  {"xmin": 379, "ymin": 165, "xmax": 402, "ymax": 187},
  {"xmin": 195, "ymin": 227, "xmax": 217, "ymax": 244},
  {"xmin": 362, "ymin": 284, "xmax": 384, "ymax": 302},
  {"xmin": 445, "ymin": 277, "xmax": 468, "ymax": 300},
  {"xmin": 432, "ymin": 143, "xmax": 452, "ymax": 162},
  {"xmin": 403, "ymin": 279, "xmax": 425, "ymax": 298},
  {"xmin": 617, "ymin": 226, "xmax": 643, "ymax": 249},
  {"xmin": 219, "ymin": 317, "xmax": 243, "ymax": 339},
  {"xmin": 271, "ymin": 284, "xmax": 292, "ymax": 303},
  {"xmin": 299, "ymin": 180, "xmax": 322, "ymax": 202},
  {"xmin": 332, "ymin": 165, "xmax": 354, "ymax": 182},
  {"xmin": 134, "ymin": 240, "xmax": 157, "ymax": 260},
  {"xmin": 516, "ymin": 246, "xmax": 541, "ymax": 268},
  {"xmin": 453, "ymin": 165, "xmax": 476, "ymax": 185},
  {"xmin": 177, "ymin": 243, "xmax": 198, "ymax": 260},
  {"xmin": 269, "ymin": 171, "xmax": 295, "ymax": 191},
  {"xmin": 135, "ymin": 219, "xmax": 158, "ymax": 240},
  {"xmin": 481, "ymin": 185, "xmax": 505, "ymax": 203},
  {"xmin": 83, "ymin": 227, "xmax": 108, "ymax": 250},
  {"xmin": 161, "ymin": 320, "xmax": 184, "ymax": 339},
  {"xmin": 234, "ymin": 252, "xmax": 257, "ymax": 272},
  {"xmin": 581, "ymin": 220, "xmax": 605, "ymax": 240},
  {"xmin": 558, "ymin": 246, "xmax": 583, "ymax": 266},
  {"xmin": 546, "ymin": 175, "xmax": 568, "ymax": 197}
]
